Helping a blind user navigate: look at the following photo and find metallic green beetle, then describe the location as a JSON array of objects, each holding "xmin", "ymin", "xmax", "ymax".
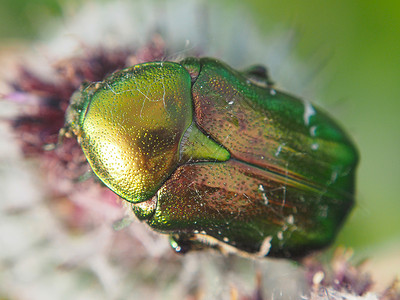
[{"xmin": 63, "ymin": 57, "xmax": 358, "ymax": 259}]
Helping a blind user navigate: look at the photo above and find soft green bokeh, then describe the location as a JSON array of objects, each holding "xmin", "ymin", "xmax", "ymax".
[
  {"xmin": 1, "ymin": 0, "xmax": 399, "ymax": 253},
  {"xmin": 0, "ymin": 0, "xmax": 63, "ymax": 39}
]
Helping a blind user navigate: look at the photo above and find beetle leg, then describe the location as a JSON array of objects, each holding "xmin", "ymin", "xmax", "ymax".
[{"xmin": 169, "ymin": 233, "xmax": 214, "ymax": 254}]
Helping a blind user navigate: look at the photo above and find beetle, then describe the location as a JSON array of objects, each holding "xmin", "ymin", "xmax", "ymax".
[{"xmin": 62, "ymin": 57, "xmax": 358, "ymax": 259}]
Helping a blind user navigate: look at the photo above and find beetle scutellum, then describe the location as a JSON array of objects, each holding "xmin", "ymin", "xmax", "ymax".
[{"xmin": 62, "ymin": 57, "xmax": 358, "ymax": 259}]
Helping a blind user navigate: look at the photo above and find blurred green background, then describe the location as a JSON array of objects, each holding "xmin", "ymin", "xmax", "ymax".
[{"xmin": 1, "ymin": 0, "xmax": 399, "ymax": 255}]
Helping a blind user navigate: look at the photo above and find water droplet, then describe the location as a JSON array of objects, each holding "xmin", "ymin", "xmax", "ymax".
[
  {"xmin": 262, "ymin": 193, "xmax": 269, "ymax": 205},
  {"xmin": 309, "ymin": 125, "xmax": 317, "ymax": 136},
  {"xmin": 275, "ymin": 145, "xmax": 283, "ymax": 156},
  {"xmin": 311, "ymin": 143, "xmax": 319, "ymax": 150},
  {"xmin": 287, "ymin": 214, "xmax": 294, "ymax": 225},
  {"xmin": 303, "ymin": 101, "xmax": 316, "ymax": 126}
]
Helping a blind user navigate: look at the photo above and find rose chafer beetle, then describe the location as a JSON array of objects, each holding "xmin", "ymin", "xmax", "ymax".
[{"xmin": 63, "ymin": 57, "xmax": 358, "ymax": 259}]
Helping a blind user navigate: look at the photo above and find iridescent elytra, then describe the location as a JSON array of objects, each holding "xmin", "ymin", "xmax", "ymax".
[{"xmin": 62, "ymin": 57, "xmax": 358, "ymax": 259}]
